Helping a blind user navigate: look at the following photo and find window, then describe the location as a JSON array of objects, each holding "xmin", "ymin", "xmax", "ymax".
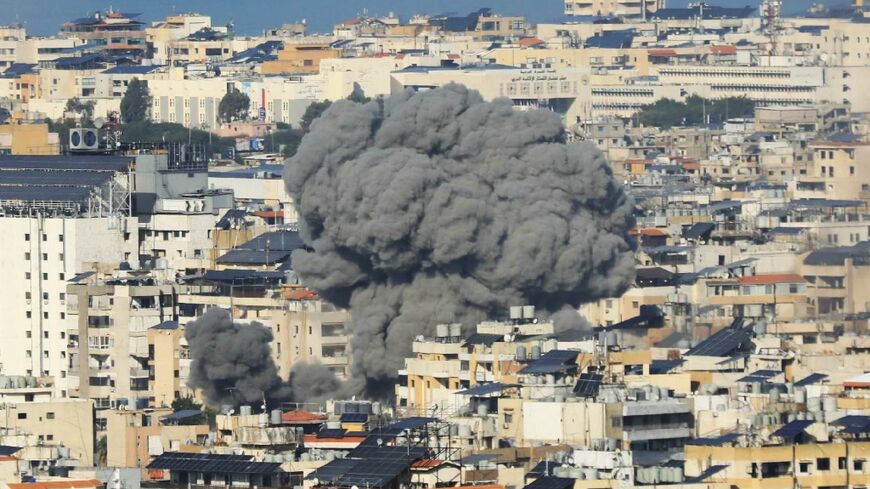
[
  {"xmin": 58, "ymin": 235, "xmax": 63, "ymax": 242},
  {"xmin": 839, "ymin": 457, "xmax": 847, "ymax": 470},
  {"xmin": 611, "ymin": 417, "xmax": 622, "ymax": 427},
  {"xmin": 817, "ymin": 458, "xmax": 830, "ymax": 471},
  {"xmin": 41, "ymin": 234, "xmax": 46, "ymax": 242},
  {"xmin": 25, "ymin": 272, "xmax": 30, "ymax": 280},
  {"xmin": 41, "ymin": 253, "xmax": 47, "ymax": 261},
  {"xmin": 59, "ymin": 273, "xmax": 64, "ymax": 280},
  {"xmin": 799, "ymin": 462, "xmax": 810, "ymax": 473},
  {"xmin": 17, "ymin": 413, "xmax": 26, "ymax": 420},
  {"xmin": 24, "ymin": 252, "xmax": 30, "ymax": 260},
  {"xmin": 24, "ymin": 233, "xmax": 30, "ymax": 241},
  {"xmin": 855, "ymin": 459, "xmax": 865, "ymax": 471}
]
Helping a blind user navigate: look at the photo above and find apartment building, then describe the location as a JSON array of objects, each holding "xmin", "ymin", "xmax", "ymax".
[
  {"xmin": 0, "ymin": 155, "xmax": 139, "ymax": 398},
  {"xmin": 800, "ymin": 243, "xmax": 870, "ymax": 318},
  {"xmin": 147, "ymin": 321, "xmax": 193, "ymax": 408},
  {"xmin": 0, "ymin": 383, "xmax": 94, "ymax": 467},
  {"xmin": 564, "ymin": 0, "xmax": 664, "ymax": 19},
  {"xmin": 261, "ymin": 43, "xmax": 341, "ymax": 75},
  {"xmin": 0, "ymin": 26, "xmax": 80, "ymax": 70},
  {"xmin": 797, "ymin": 139, "xmax": 870, "ymax": 202},
  {"xmin": 66, "ymin": 272, "xmax": 177, "ymax": 428}
]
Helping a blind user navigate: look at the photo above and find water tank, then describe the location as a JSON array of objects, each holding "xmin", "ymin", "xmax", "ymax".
[
  {"xmin": 271, "ymin": 409, "xmax": 283, "ymax": 426},
  {"xmin": 606, "ymin": 331, "xmax": 618, "ymax": 347},
  {"xmin": 824, "ymin": 396, "xmax": 837, "ymax": 412},
  {"xmin": 449, "ymin": 323, "xmax": 462, "ymax": 338},
  {"xmin": 516, "ymin": 345, "xmax": 527, "ymax": 361},
  {"xmin": 0, "ymin": 376, "xmax": 7, "ymax": 389},
  {"xmin": 795, "ymin": 387, "xmax": 807, "ymax": 404},
  {"xmin": 788, "ymin": 413, "xmax": 797, "ymax": 423},
  {"xmin": 436, "ymin": 324, "xmax": 449, "ymax": 338},
  {"xmin": 786, "ymin": 383, "xmax": 794, "ymax": 394},
  {"xmin": 326, "ymin": 421, "xmax": 341, "ymax": 430},
  {"xmin": 372, "ymin": 402, "xmax": 382, "ymax": 415},
  {"xmin": 808, "ymin": 397, "xmax": 822, "ymax": 413},
  {"xmin": 770, "ymin": 388, "xmax": 781, "ymax": 403},
  {"xmin": 544, "ymin": 339, "xmax": 558, "ymax": 352},
  {"xmin": 752, "ymin": 382, "xmax": 762, "ymax": 394},
  {"xmin": 477, "ymin": 404, "xmax": 489, "ymax": 416},
  {"xmin": 258, "ymin": 413, "xmax": 269, "ymax": 428},
  {"xmin": 797, "ymin": 412, "xmax": 807, "ymax": 421},
  {"xmin": 25, "ymin": 376, "xmax": 36, "ymax": 388},
  {"xmin": 531, "ymin": 345, "xmax": 542, "ymax": 359},
  {"xmin": 240, "ymin": 405, "xmax": 252, "ymax": 416},
  {"xmin": 546, "ymin": 374, "xmax": 556, "ymax": 385},
  {"xmin": 553, "ymin": 466, "xmax": 570, "ymax": 478},
  {"xmin": 805, "ymin": 412, "xmax": 815, "ymax": 421},
  {"xmin": 58, "ymin": 446, "xmax": 70, "ymax": 459},
  {"xmin": 554, "ymin": 394, "xmax": 565, "ymax": 403},
  {"xmin": 522, "ymin": 305, "xmax": 536, "ymax": 319},
  {"xmin": 458, "ymin": 424, "xmax": 471, "ymax": 437},
  {"xmin": 607, "ymin": 438, "xmax": 619, "ymax": 451},
  {"xmin": 510, "ymin": 306, "xmax": 523, "ymax": 320},
  {"xmin": 585, "ymin": 469, "xmax": 599, "ymax": 480},
  {"xmin": 647, "ymin": 386, "xmax": 660, "ymax": 401},
  {"xmin": 659, "ymin": 387, "xmax": 670, "ymax": 398}
]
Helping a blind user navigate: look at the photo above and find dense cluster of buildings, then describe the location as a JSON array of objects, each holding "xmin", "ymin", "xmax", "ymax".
[{"xmin": 0, "ymin": 1, "xmax": 868, "ymax": 489}]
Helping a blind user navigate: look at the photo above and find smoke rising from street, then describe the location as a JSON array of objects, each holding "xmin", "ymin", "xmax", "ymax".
[{"xmin": 284, "ymin": 84, "xmax": 636, "ymax": 396}]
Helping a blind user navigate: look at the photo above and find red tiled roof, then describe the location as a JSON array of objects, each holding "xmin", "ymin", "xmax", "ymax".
[
  {"xmin": 682, "ymin": 162, "xmax": 701, "ymax": 171},
  {"xmin": 412, "ymin": 459, "xmax": 445, "ymax": 469},
  {"xmin": 710, "ymin": 45, "xmax": 737, "ymax": 55},
  {"xmin": 630, "ymin": 228, "xmax": 669, "ymax": 237},
  {"xmin": 285, "ymin": 289, "xmax": 320, "ymax": 300},
  {"xmin": 738, "ymin": 273, "xmax": 805, "ymax": 285},
  {"xmin": 446, "ymin": 54, "xmax": 460, "ymax": 60},
  {"xmin": 648, "ymin": 49, "xmax": 677, "ymax": 57},
  {"xmin": 253, "ymin": 210, "xmax": 283, "ymax": 219},
  {"xmin": 282, "ymin": 409, "xmax": 326, "ymax": 423},
  {"xmin": 338, "ymin": 19, "xmax": 361, "ymax": 26},
  {"xmin": 0, "ymin": 455, "xmax": 17, "ymax": 462},
  {"xmin": 517, "ymin": 37, "xmax": 544, "ymax": 47}
]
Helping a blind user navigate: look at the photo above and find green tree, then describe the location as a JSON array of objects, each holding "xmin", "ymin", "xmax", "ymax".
[
  {"xmin": 635, "ymin": 96, "xmax": 755, "ymax": 129},
  {"xmin": 300, "ymin": 100, "xmax": 331, "ymax": 133},
  {"xmin": 65, "ymin": 98, "xmax": 95, "ymax": 125},
  {"xmin": 120, "ymin": 77, "xmax": 152, "ymax": 124},
  {"xmin": 218, "ymin": 89, "xmax": 250, "ymax": 123},
  {"xmin": 264, "ymin": 128, "xmax": 303, "ymax": 157},
  {"xmin": 95, "ymin": 435, "xmax": 107, "ymax": 467},
  {"xmin": 120, "ymin": 121, "xmax": 237, "ymax": 157}
]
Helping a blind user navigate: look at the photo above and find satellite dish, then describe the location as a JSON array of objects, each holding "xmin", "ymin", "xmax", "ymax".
[
  {"xmin": 376, "ymin": 438, "xmax": 383, "ymax": 447},
  {"xmin": 94, "ymin": 117, "xmax": 107, "ymax": 128}
]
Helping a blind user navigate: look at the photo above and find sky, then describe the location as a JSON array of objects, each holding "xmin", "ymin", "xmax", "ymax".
[{"xmin": 1, "ymin": 0, "xmax": 813, "ymax": 37}]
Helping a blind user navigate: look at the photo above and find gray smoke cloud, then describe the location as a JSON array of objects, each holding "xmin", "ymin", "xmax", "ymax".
[
  {"xmin": 186, "ymin": 308, "xmax": 357, "ymax": 406},
  {"xmin": 284, "ymin": 83, "xmax": 636, "ymax": 396},
  {"xmin": 185, "ymin": 308, "xmax": 290, "ymax": 406}
]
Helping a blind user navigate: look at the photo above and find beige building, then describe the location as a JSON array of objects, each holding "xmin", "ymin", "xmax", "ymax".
[
  {"xmin": 0, "ymin": 390, "xmax": 94, "ymax": 467},
  {"xmin": 261, "ymin": 43, "xmax": 341, "ymax": 74},
  {"xmin": 0, "ymin": 124, "xmax": 59, "ymax": 155},
  {"xmin": 147, "ymin": 322, "xmax": 193, "ymax": 408},
  {"xmin": 66, "ymin": 273, "xmax": 178, "ymax": 430},
  {"xmin": 105, "ymin": 408, "xmax": 208, "ymax": 469}
]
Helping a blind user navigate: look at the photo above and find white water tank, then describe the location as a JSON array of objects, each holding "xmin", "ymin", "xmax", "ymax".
[
  {"xmin": 522, "ymin": 305, "xmax": 536, "ymax": 319},
  {"xmin": 824, "ymin": 397, "xmax": 837, "ymax": 412},
  {"xmin": 516, "ymin": 345, "xmax": 527, "ymax": 360},
  {"xmin": 436, "ymin": 324, "xmax": 449, "ymax": 338}
]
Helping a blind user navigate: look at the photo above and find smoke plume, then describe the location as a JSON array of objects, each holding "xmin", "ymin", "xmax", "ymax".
[
  {"xmin": 284, "ymin": 84, "xmax": 636, "ymax": 396},
  {"xmin": 185, "ymin": 309, "xmax": 290, "ymax": 406}
]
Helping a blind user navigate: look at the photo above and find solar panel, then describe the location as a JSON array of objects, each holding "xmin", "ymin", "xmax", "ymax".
[
  {"xmin": 347, "ymin": 446, "xmax": 426, "ymax": 460},
  {"xmin": 573, "ymin": 373, "xmax": 603, "ymax": 398},
  {"xmin": 388, "ymin": 417, "xmax": 437, "ymax": 431},
  {"xmin": 523, "ymin": 476, "xmax": 577, "ymax": 489},
  {"xmin": 520, "ymin": 350, "xmax": 579, "ymax": 375},
  {"xmin": 0, "ymin": 155, "xmax": 132, "ymax": 172},
  {"xmin": 456, "ymin": 382, "xmax": 520, "ymax": 396},
  {"xmin": 795, "ymin": 373, "xmax": 828, "ymax": 387},
  {"xmin": 688, "ymin": 433, "xmax": 739, "ymax": 446},
  {"xmin": 685, "ymin": 318, "xmax": 752, "ymax": 356},
  {"xmin": 0, "ymin": 170, "xmax": 113, "ymax": 187},
  {"xmin": 341, "ymin": 413, "xmax": 369, "ymax": 423},
  {"xmin": 0, "ymin": 186, "xmax": 91, "ymax": 203},
  {"xmin": 771, "ymin": 420, "xmax": 814, "ymax": 438},
  {"xmin": 147, "ymin": 452, "xmax": 281, "ymax": 474},
  {"xmin": 317, "ymin": 428, "xmax": 346, "ymax": 438}
]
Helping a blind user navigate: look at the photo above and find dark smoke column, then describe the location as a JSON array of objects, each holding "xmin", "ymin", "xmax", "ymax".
[
  {"xmin": 185, "ymin": 308, "xmax": 291, "ymax": 406},
  {"xmin": 285, "ymin": 84, "xmax": 635, "ymax": 395}
]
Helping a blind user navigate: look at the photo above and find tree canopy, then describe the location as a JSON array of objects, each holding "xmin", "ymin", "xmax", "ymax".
[
  {"xmin": 218, "ymin": 89, "xmax": 251, "ymax": 123},
  {"xmin": 635, "ymin": 95, "xmax": 755, "ymax": 129},
  {"xmin": 120, "ymin": 78, "xmax": 152, "ymax": 124},
  {"xmin": 299, "ymin": 100, "xmax": 332, "ymax": 133}
]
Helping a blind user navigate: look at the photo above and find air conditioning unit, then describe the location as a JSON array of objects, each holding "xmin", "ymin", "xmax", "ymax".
[{"xmin": 69, "ymin": 128, "xmax": 99, "ymax": 151}]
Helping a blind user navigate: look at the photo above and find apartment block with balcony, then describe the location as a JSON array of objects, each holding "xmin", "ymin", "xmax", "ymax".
[
  {"xmin": 147, "ymin": 321, "xmax": 193, "ymax": 408},
  {"xmin": 66, "ymin": 272, "xmax": 178, "ymax": 431}
]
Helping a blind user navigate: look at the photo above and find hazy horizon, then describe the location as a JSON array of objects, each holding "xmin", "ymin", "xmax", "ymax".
[{"xmin": 0, "ymin": 0, "xmax": 819, "ymax": 38}]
